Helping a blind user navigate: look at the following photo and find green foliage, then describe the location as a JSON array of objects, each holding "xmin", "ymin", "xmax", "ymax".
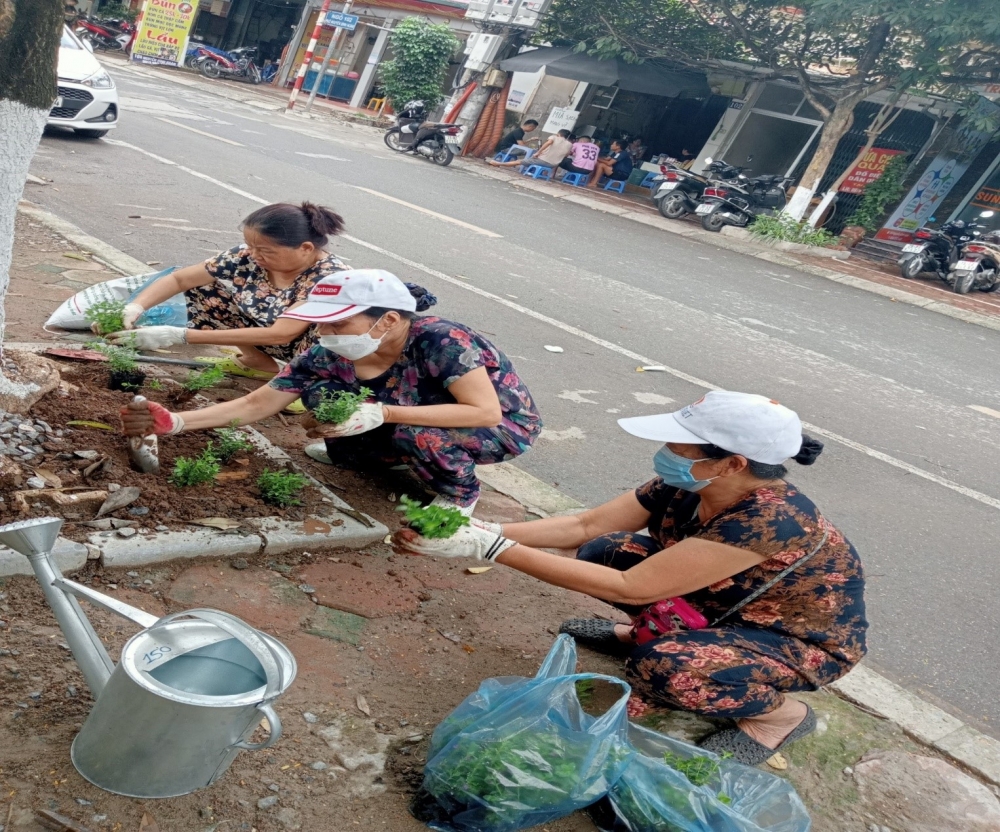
[
  {"xmin": 170, "ymin": 447, "xmax": 221, "ymax": 487},
  {"xmin": 257, "ymin": 469, "xmax": 309, "ymax": 507},
  {"xmin": 398, "ymin": 494, "xmax": 469, "ymax": 539},
  {"xmin": 845, "ymin": 154, "xmax": 910, "ymax": 233},
  {"xmin": 212, "ymin": 424, "xmax": 254, "ymax": 463},
  {"xmin": 86, "ymin": 300, "xmax": 127, "ymax": 335},
  {"xmin": 182, "ymin": 364, "xmax": 226, "ymax": 392},
  {"xmin": 89, "ymin": 339, "xmax": 140, "ymax": 373},
  {"xmin": 95, "ymin": 0, "xmax": 139, "ymax": 21},
  {"xmin": 312, "ymin": 387, "xmax": 373, "ymax": 424},
  {"xmin": 379, "ymin": 18, "xmax": 459, "ymax": 109},
  {"xmin": 749, "ymin": 214, "xmax": 837, "ymax": 247},
  {"xmin": 145, "ymin": 378, "xmax": 165, "ymax": 391},
  {"xmin": 661, "ymin": 751, "xmax": 722, "ymax": 787}
]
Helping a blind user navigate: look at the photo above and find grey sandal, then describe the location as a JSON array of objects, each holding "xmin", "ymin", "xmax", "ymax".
[
  {"xmin": 698, "ymin": 704, "xmax": 816, "ymax": 766},
  {"xmin": 558, "ymin": 619, "xmax": 634, "ymax": 656}
]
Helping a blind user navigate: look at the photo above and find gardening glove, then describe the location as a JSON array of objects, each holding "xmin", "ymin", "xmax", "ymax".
[
  {"xmin": 392, "ymin": 526, "xmax": 517, "ymax": 562},
  {"xmin": 120, "ymin": 399, "xmax": 185, "ymax": 436},
  {"xmin": 304, "ymin": 402, "xmax": 385, "ymax": 439},
  {"xmin": 89, "ymin": 302, "xmax": 145, "ymax": 334},
  {"xmin": 107, "ymin": 325, "xmax": 187, "ymax": 349},
  {"xmin": 470, "ymin": 518, "xmax": 504, "ymax": 535}
]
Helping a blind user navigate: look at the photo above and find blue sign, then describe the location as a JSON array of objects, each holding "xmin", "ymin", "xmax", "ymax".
[{"xmin": 322, "ymin": 10, "xmax": 359, "ymax": 31}]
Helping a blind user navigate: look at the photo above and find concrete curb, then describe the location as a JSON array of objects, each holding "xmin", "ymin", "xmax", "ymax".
[{"xmin": 487, "ymin": 461, "xmax": 1000, "ymax": 786}]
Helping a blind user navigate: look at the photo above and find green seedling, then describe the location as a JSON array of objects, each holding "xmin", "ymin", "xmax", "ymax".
[
  {"xmin": 213, "ymin": 423, "xmax": 254, "ymax": 464},
  {"xmin": 182, "ymin": 364, "xmax": 226, "ymax": 392},
  {"xmin": 313, "ymin": 387, "xmax": 373, "ymax": 424},
  {"xmin": 169, "ymin": 447, "xmax": 221, "ymax": 487},
  {"xmin": 257, "ymin": 469, "xmax": 309, "ymax": 507},
  {"xmin": 145, "ymin": 378, "xmax": 165, "ymax": 391},
  {"xmin": 398, "ymin": 494, "xmax": 469, "ymax": 539},
  {"xmin": 85, "ymin": 299, "xmax": 127, "ymax": 334}
]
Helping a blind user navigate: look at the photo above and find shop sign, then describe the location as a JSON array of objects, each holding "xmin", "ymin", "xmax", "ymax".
[
  {"xmin": 322, "ymin": 10, "xmax": 359, "ymax": 31},
  {"xmin": 131, "ymin": 0, "xmax": 196, "ymax": 67},
  {"xmin": 838, "ymin": 148, "xmax": 904, "ymax": 195},
  {"xmin": 541, "ymin": 106, "xmax": 579, "ymax": 134}
]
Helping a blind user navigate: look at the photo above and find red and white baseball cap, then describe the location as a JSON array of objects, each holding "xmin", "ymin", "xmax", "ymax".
[
  {"xmin": 618, "ymin": 391, "xmax": 803, "ymax": 465},
  {"xmin": 280, "ymin": 269, "xmax": 416, "ymax": 323}
]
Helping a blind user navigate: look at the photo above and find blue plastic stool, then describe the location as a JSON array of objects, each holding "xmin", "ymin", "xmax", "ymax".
[
  {"xmin": 640, "ymin": 171, "xmax": 659, "ymax": 190},
  {"xmin": 521, "ymin": 164, "xmax": 553, "ymax": 181},
  {"xmin": 602, "ymin": 178, "xmax": 627, "ymax": 194},
  {"xmin": 560, "ymin": 172, "xmax": 589, "ymax": 187}
]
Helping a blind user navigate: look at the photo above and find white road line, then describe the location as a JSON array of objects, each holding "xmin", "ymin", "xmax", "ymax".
[
  {"xmin": 155, "ymin": 117, "xmax": 244, "ymax": 147},
  {"xmin": 103, "ymin": 140, "xmax": 1000, "ymax": 514},
  {"xmin": 296, "ymin": 152, "xmax": 350, "ymax": 161},
  {"xmin": 969, "ymin": 404, "xmax": 1000, "ymax": 419},
  {"xmin": 351, "ymin": 186, "xmax": 503, "ymax": 238}
]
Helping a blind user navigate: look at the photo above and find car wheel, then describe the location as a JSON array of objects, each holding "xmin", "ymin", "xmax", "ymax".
[{"xmin": 75, "ymin": 130, "xmax": 109, "ymax": 139}]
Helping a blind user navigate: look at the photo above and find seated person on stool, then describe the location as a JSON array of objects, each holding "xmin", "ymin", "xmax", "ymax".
[
  {"xmin": 559, "ymin": 135, "xmax": 599, "ymax": 178},
  {"xmin": 490, "ymin": 129, "xmax": 573, "ymax": 170},
  {"xmin": 496, "ymin": 119, "xmax": 539, "ymax": 159},
  {"xmin": 589, "ymin": 139, "xmax": 633, "ymax": 188}
]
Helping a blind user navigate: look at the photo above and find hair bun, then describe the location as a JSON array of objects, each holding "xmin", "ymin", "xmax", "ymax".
[
  {"xmin": 793, "ymin": 435, "xmax": 824, "ymax": 465},
  {"xmin": 300, "ymin": 202, "xmax": 345, "ymax": 238},
  {"xmin": 405, "ymin": 282, "xmax": 438, "ymax": 312}
]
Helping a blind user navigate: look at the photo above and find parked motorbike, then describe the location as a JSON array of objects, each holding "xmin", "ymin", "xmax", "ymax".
[
  {"xmin": 199, "ymin": 46, "xmax": 262, "ymax": 84},
  {"xmin": 75, "ymin": 15, "xmax": 133, "ymax": 51},
  {"xmin": 949, "ymin": 215, "xmax": 1000, "ymax": 294},
  {"xmin": 695, "ymin": 158, "xmax": 791, "ymax": 232},
  {"xmin": 185, "ymin": 43, "xmax": 231, "ymax": 70},
  {"xmin": 652, "ymin": 159, "xmax": 744, "ymax": 220},
  {"xmin": 897, "ymin": 213, "xmax": 989, "ymax": 283},
  {"xmin": 384, "ymin": 111, "xmax": 462, "ymax": 167}
]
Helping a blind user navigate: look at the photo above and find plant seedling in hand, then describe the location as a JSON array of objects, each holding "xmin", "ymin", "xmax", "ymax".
[
  {"xmin": 86, "ymin": 299, "xmax": 127, "ymax": 335},
  {"xmin": 313, "ymin": 387, "xmax": 374, "ymax": 424},
  {"xmin": 398, "ymin": 494, "xmax": 469, "ymax": 538},
  {"xmin": 170, "ymin": 446, "xmax": 221, "ymax": 487},
  {"xmin": 258, "ymin": 469, "xmax": 309, "ymax": 506}
]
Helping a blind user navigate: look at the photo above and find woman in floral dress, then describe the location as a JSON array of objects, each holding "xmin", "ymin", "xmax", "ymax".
[
  {"xmin": 120, "ymin": 269, "xmax": 541, "ymax": 513},
  {"xmin": 394, "ymin": 391, "xmax": 867, "ymax": 764},
  {"xmin": 108, "ymin": 202, "xmax": 347, "ymax": 378}
]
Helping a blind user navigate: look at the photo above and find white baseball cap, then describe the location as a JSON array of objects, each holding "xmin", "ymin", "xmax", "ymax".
[
  {"xmin": 280, "ymin": 269, "xmax": 416, "ymax": 323},
  {"xmin": 618, "ymin": 391, "xmax": 803, "ymax": 465}
]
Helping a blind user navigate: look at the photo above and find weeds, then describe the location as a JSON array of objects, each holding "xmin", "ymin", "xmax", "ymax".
[
  {"xmin": 398, "ymin": 494, "xmax": 469, "ymax": 538},
  {"xmin": 169, "ymin": 447, "xmax": 221, "ymax": 487},
  {"xmin": 182, "ymin": 364, "xmax": 226, "ymax": 392},
  {"xmin": 213, "ymin": 423, "xmax": 254, "ymax": 463},
  {"xmin": 257, "ymin": 469, "xmax": 309, "ymax": 506},
  {"xmin": 313, "ymin": 387, "xmax": 373, "ymax": 424},
  {"xmin": 750, "ymin": 213, "xmax": 836, "ymax": 247}
]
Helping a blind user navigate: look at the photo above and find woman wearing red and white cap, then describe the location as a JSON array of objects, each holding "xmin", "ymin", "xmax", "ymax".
[
  {"xmin": 120, "ymin": 269, "xmax": 541, "ymax": 514},
  {"xmin": 394, "ymin": 391, "xmax": 867, "ymax": 764}
]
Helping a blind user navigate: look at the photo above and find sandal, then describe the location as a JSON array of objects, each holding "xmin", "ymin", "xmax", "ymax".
[
  {"xmin": 194, "ymin": 355, "xmax": 277, "ymax": 380},
  {"xmin": 283, "ymin": 398, "xmax": 306, "ymax": 414},
  {"xmin": 698, "ymin": 704, "xmax": 816, "ymax": 766},
  {"xmin": 558, "ymin": 619, "xmax": 634, "ymax": 656}
]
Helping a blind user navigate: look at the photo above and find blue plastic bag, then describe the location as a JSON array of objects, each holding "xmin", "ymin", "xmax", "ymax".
[
  {"xmin": 607, "ymin": 723, "xmax": 811, "ymax": 832},
  {"xmin": 416, "ymin": 635, "xmax": 633, "ymax": 832},
  {"xmin": 129, "ymin": 268, "xmax": 187, "ymax": 327}
]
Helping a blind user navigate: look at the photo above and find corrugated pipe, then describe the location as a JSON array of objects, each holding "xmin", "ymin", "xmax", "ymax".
[
  {"xmin": 444, "ymin": 82, "xmax": 476, "ymax": 123},
  {"xmin": 478, "ymin": 78, "xmax": 511, "ymax": 158},
  {"xmin": 462, "ymin": 91, "xmax": 497, "ymax": 157}
]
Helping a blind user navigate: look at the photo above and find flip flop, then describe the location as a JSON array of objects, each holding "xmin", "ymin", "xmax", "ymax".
[
  {"xmin": 698, "ymin": 703, "xmax": 816, "ymax": 766},
  {"xmin": 283, "ymin": 398, "xmax": 306, "ymax": 414},
  {"xmin": 194, "ymin": 355, "xmax": 277, "ymax": 380},
  {"xmin": 558, "ymin": 619, "xmax": 634, "ymax": 656}
]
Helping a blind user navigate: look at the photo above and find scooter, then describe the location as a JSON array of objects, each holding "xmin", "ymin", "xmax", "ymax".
[
  {"xmin": 75, "ymin": 15, "xmax": 133, "ymax": 51},
  {"xmin": 384, "ymin": 118, "xmax": 463, "ymax": 167},
  {"xmin": 185, "ymin": 43, "xmax": 232, "ymax": 70},
  {"xmin": 652, "ymin": 159, "xmax": 743, "ymax": 220},
  {"xmin": 897, "ymin": 213, "xmax": 989, "ymax": 283},
  {"xmin": 695, "ymin": 158, "xmax": 791, "ymax": 232},
  {"xmin": 199, "ymin": 46, "xmax": 262, "ymax": 84},
  {"xmin": 949, "ymin": 218, "xmax": 1000, "ymax": 294}
]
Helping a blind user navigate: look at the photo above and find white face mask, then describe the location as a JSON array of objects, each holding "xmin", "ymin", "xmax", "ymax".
[{"xmin": 318, "ymin": 317, "xmax": 384, "ymax": 361}]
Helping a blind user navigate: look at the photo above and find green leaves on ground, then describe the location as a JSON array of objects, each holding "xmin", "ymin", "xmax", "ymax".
[
  {"xmin": 182, "ymin": 364, "xmax": 226, "ymax": 392},
  {"xmin": 379, "ymin": 17, "xmax": 460, "ymax": 109},
  {"xmin": 257, "ymin": 469, "xmax": 309, "ymax": 507},
  {"xmin": 85, "ymin": 300, "xmax": 127, "ymax": 335},
  {"xmin": 212, "ymin": 424, "xmax": 254, "ymax": 463},
  {"xmin": 398, "ymin": 494, "xmax": 468, "ymax": 538},
  {"xmin": 170, "ymin": 447, "xmax": 221, "ymax": 487},
  {"xmin": 313, "ymin": 387, "xmax": 373, "ymax": 424},
  {"xmin": 750, "ymin": 214, "xmax": 837, "ymax": 247}
]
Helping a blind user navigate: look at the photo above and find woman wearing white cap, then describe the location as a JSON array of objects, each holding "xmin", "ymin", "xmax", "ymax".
[
  {"xmin": 120, "ymin": 269, "xmax": 541, "ymax": 513},
  {"xmin": 393, "ymin": 391, "xmax": 867, "ymax": 764}
]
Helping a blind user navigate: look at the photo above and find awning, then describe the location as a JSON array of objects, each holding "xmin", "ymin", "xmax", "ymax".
[{"xmin": 499, "ymin": 46, "xmax": 710, "ymax": 98}]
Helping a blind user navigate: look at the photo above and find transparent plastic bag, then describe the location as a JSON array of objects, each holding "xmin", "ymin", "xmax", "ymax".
[
  {"xmin": 130, "ymin": 269, "xmax": 188, "ymax": 327},
  {"xmin": 416, "ymin": 635, "xmax": 633, "ymax": 832},
  {"xmin": 607, "ymin": 724, "xmax": 811, "ymax": 832},
  {"xmin": 44, "ymin": 268, "xmax": 182, "ymax": 330}
]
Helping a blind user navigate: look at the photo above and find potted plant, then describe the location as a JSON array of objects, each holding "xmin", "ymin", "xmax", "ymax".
[{"xmin": 103, "ymin": 343, "xmax": 145, "ymax": 392}]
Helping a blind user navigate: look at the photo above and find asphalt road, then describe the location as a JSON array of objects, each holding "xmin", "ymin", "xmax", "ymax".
[{"xmin": 27, "ymin": 59, "xmax": 1000, "ymax": 736}]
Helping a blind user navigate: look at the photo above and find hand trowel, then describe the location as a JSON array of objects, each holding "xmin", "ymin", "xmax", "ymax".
[{"xmin": 126, "ymin": 395, "xmax": 160, "ymax": 474}]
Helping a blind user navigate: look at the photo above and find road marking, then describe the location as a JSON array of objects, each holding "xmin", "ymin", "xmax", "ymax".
[
  {"xmin": 633, "ymin": 392, "xmax": 675, "ymax": 405},
  {"xmin": 155, "ymin": 117, "xmax": 244, "ymax": 146},
  {"xmin": 102, "ymin": 140, "xmax": 1000, "ymax": 515},
  {"xmin": 539, "ymin": 427, "xmax": 587, "ymax": 441},
  {"xmin": 969, "ymin": 405, "xmax": 1000, "ymax": 419},
  {"xmin": 558, "ymin": 390, "xmax": 600, "ymax": 404},
  {"xmin": 351, "ymin": 186, "xmax": 502, "ymax": 238},
  {"xmin": 296, "ymin": 152, "xmax": 350, "ymax": 161}
]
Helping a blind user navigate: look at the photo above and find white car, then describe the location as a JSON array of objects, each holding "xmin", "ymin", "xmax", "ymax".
[{"xmin": 48, "ymin": 26, "xmax": 120, "ymax": 138}]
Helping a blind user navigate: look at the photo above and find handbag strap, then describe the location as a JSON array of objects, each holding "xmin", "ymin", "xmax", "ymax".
[{"xmin": 710, "ymin": 527, "xmax": 829, "ymax": 627}]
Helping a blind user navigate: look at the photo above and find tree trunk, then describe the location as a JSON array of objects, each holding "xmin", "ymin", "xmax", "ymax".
[
  {"xmin": 0, "ymin": 0, "xmax": 62, "ymax": 398},
  {"xmin": 785, "ymin": 102, "xmax": 857, "ymax": 220}
]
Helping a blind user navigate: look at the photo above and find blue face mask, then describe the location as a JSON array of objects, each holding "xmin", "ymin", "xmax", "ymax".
[{"xmin": 653, "ymin": 447, "xmax": 715, "ymax": 492}]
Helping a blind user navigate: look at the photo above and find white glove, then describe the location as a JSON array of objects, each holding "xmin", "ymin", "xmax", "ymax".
[
  {"xmin": 471, "ymin": 518, "xmax": 503, "ymax": 535},
  {"xmin": 392, "ymin": 524, "xmax": 517, "ymax": 561},
  {"xmin": 107, "ymin": 326, "xmax": 187, "ymax": 349},
  {"xmin": 311, "ymin": 402, "xmax": 385, "ymax": 438},
  {"xmin": 122, "ymin": 302, "xmax": 145, "ymax": 330}
]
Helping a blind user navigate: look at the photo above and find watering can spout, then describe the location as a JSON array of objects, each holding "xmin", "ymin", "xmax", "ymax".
[{"xmin": 0, "ymin": 517, "xmax": 115, "ymax": 697}]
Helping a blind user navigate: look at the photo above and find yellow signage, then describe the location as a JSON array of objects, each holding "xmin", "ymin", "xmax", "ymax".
[{"xmin": 131, "ymin": 0, "xmax": 197, "ymax": 67}]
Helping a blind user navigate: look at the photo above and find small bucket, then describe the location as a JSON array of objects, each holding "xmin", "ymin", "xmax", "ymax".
[{"xmin": 71, "ymin": 609, "xmax": 296, "ymax": 798}]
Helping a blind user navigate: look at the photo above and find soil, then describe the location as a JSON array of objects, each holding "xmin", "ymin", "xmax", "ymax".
[{"xmin": 1, "ymin": 364, "xmax": 327, "ymax": 538}]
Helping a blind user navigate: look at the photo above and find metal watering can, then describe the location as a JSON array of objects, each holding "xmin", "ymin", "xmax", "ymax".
[{"xmin": 0, "ymin": 517, "xmax": 297, "ymax": 798}]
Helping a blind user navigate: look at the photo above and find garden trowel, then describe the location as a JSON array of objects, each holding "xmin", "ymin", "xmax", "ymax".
[{"xmin": 126, "ymin": 395, "xmax": 160, "ymax": 474}]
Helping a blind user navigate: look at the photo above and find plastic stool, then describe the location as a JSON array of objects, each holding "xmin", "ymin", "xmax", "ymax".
[
  {"xmin": 494, "ymin": 146, "xmax": 535, "ymax": 164},
  {"xmin": 521, "ymin": 164, "xmax": 553, "ymax": 181},
  {"xmin": 560, "ymin": 172, "xmax": 589, "ymax": 187},
  {"xmin": 366, "ymin": 96, "xmax": 386, "ymax": 112},
  {"xmin": 602, "ymin": 178, "xmax": 627, "ymax": 193},
  {"xmin": 640, "ymin": 171, "xmax": 659, "ymax": 190}
]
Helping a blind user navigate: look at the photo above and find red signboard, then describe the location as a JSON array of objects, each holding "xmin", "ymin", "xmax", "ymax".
[{"xmin": 838, "ymin": 148, "xmax": 905, "ymax": 195}]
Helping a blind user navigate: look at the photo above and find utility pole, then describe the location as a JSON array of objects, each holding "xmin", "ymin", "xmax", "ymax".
[
  {"xmin": 304, "ymin": 0, "xmax": 354, "ymax": 113},
  {"xmin": 286, "ymin": 0, "xmax": 334, "ymax": 112}
]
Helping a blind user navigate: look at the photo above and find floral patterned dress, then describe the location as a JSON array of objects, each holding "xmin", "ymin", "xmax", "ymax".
[
  {"xmin": 185, "ymin": 246, "xmax": 347, "ymax": 363},
  {"xmin": 270, "ymin": 316, "xmax": 542, "ymax": 506},
  {"xmin": 577, "ymin": 478, "xmax": 867, "ymax": 718}
]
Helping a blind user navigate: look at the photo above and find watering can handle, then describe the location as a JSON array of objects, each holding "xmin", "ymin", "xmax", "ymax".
[
  {"xmin": 234, "ymin": 703, "xmax": 283, "ymax": 751},
  {"xmin": 150, "ymin": 609, "xmax": 285, "ymax": 699}
]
